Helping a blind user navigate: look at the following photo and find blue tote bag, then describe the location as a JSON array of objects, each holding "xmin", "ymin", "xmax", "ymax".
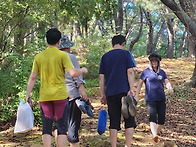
[{"xmin": 97, "ymin": 109, "xmax": 107, "ymax": 135}]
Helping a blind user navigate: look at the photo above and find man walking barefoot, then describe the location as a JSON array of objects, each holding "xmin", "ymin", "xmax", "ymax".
[
  {"xmin": 99, "ymin": 35, "xmax": 138, "ymax": 147},
  {"xmin": 25, "ymin": 28, "xmax": 87, "ymax": 147}
]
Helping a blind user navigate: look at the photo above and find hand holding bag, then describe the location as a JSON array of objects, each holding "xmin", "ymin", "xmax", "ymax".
[
  {"xmin": 14, "ymin": 98, "xmax": 34, "ymax": 133},
  {"xmin": 97, "ymin": 109, "xmax": 107, "ymax": 135}
]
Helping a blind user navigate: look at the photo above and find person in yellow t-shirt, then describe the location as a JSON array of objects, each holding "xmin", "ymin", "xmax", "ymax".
[{"xmin": 25, "ymin": 28, "xmax": 88, "ymax": 147}]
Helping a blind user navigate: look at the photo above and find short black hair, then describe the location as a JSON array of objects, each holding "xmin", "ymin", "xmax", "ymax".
[
  {"xmin": 112, "ymin": 35, "xmax": 126, "ymax": 46},
  {"xmin": 148, "ymin": 52, "xmax": 162, "ymax": 61},
  {"xmin": 46, "ymin": 28, "xmax": 61, "ymax": 45}
]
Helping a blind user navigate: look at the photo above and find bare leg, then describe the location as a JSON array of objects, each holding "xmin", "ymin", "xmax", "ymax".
[
  {"xmin": 70, "ymin": 142, "xmax": 78, "ymax": 147},
  {"xmin": 157, "ymin": 124, "xmax": 164, "ymax": 135},
  {"xmin": 56, "ymin": 135, "xmax": 67, "ymax": 147},
  {"xmin": 110, "ymin": 129, "xmax": 118, "ymax": 147},
  {"xmin": 53, "ymin": 129, "xmax": 67, "ymax": 147},
  {"xmin": 53, "ymin": 129, "xmax": 58, "ymax": 146},
  {"xmin": 42, "ymin": 134, "xmax": 52, "ymax": 147},
  {"xmin": 125, "ymin": 128, "xmax": 134, "ymax": 147}
]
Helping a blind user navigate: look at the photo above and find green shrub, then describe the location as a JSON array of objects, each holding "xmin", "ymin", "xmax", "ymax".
[{"xmin": 82, "ymin": 35, "xmax": 111, "ymax": 79}]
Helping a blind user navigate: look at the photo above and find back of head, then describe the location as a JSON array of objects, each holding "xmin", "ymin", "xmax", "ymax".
[
  {"xmin": 46, "ymin": 28, "xmax": 61, "ymax": 45},
  {"xmin": 112, "ymin": 35, "xmax": 126, "ymax": 46}
]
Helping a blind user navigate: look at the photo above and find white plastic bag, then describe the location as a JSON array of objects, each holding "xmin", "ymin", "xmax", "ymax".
[{"xmin": 14, "ymin": 98, "xmax": 34, "ymax": 133}]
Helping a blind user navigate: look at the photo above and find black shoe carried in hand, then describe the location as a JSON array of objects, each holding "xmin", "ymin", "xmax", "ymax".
[
  {"xmin": 121, "ymin": 96, "xmax": 129, "ymax": 119},
  {"xmin": 126, "ymin": 95, "xmax": 137, "ymax": 117},
  {"xmin": 121, "ymin": 95, "xmax": 137, "ymax": 118}
]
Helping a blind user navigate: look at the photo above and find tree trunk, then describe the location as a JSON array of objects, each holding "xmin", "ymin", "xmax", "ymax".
[
  {"xmin": 188, "ymin": 35, "xmax": 196, "ymax": 57},
  {"xmin": 161, "ymin": 0, "xmax": 196, "ymax": 38},
  {"xmin": 166, "ymin": 17, "xmax": 174, "ymax": 58},
  {"xmin": 191, "ymin": 59, "xmax": 196, "ymax": 87},
  {"xmin": 84, "ymin": 18, "xmax": 88, "ymax": 38},
  {"xmin": 70, "ymin": 21, "xmax": 74, "ymax": 41},
  {"xmin": 75, "ymin": 21, "xmax": 82, "ymax": 37},
  {"xmin": 146, "ymin": 11, "xmax": 155, "ymax": 55},
  {"xmin": 160, "ymin": 0, "xmax": 196, "ymax": 87},
  {"xmin": 98, "ymin": 20, "xmax": 106, "ymax": 36},
  {"xmin": 129, "ymin": 6, "xmax": 143, "ymax": 51},
  {"xmin": 109, "ymin": 20, "xmax": 115, "ymax": 33},
  {"xmin": 114, "ymin": 0, "xmax": 123, "ymax": 33},
  {"xmin": 178, "ymin": 28, "xmax": 186, "ymax": 57},
  {"xmin": 154, "ymin": 20, "xmax": 166, "ymax": 48}
]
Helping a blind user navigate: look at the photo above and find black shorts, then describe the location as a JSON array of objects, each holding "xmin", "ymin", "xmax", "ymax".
[
  {"xmin": 146, "ymin": 100, "xmax": 166, "ymax": 125},
  {"xmin": 67, "ymin": 97, "xmax": 82, "ymax": 143},
  {"xmin": 40, "ymin": 99, "xmax": 69, "ymax": 136},
  {"xmin": 107, "ymin": 93, "xmax": 137, "ymax": 131}
]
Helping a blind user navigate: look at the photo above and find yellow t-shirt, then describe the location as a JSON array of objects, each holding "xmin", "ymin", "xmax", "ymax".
[{"xmin": 32, "ymin": 46, "xmax": 74, "ymax": 101}]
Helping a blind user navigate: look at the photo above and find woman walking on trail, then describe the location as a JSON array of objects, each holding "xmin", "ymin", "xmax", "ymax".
[{"xmin": 135, "ymin": 52, "xmax": 174, "ymax": 143}]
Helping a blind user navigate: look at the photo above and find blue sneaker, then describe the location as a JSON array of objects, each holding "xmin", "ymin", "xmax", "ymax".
[
  {"xmin": 85, "ymin": 100, "xmax": 94, "ymax": 117},
  {"xmin": 75, "ymin": 99, "xmax": 87, "ymax": 114},
  {"xmin": 86, "ymin": 104, "xmax": 94, "ymax": 117}
]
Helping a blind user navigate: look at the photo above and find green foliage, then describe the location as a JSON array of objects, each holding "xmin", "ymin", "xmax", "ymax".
[
  {"xmin": 0, "ymin": 96, "xmax": 19, "ymax": 123},
  {"xmin": 85, "ymin": 79, "xmax": 99, "ymax": 88},
  {"xmin": 0, "ymin": 35, "xmax": 44, "ymax": 125},
  {"xmin": 85, "ymin": 79, "xmax": 99, "ymax": 96},
  {"xmin": 82, "ymin": 35, "xmax": 111, "ymax": 79},
  {"xmin": 31, "ymin": 102, "xmax": 42, "ymax": 127}
]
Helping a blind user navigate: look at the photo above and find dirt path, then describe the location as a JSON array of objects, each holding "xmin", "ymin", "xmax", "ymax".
[
  {"xmin": 0, "ymin": 57, "xmax": 195, "ymax": 147},
  {"xmin": 1, "ymin": 93, "xmax": 195, "ymax": 147}
]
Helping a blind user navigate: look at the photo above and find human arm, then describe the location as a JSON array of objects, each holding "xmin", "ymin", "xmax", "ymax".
[
  {"xmin": 68, "ymin": 67, "xmax": 88, "ymax": 77},
  {"xmin": 79, "ymin": 83, "xmax": 88, "ymax": 101},
  {"xmin": 25, "ymin": 72, "xmax": 37, "ymax": 102},
  {"xmin": 69, "ymin": 54, "xmax": 88, "ymax": 100},
  {"xmin": 135, "ymin": 79, "xmax": 144, "ymax": 102},
  {"xmin": 99, "ymin": 74, "xmax": 107, "ymax": 105},
  {"xmin": 164, "ymin": 79, "xmax": 174, "ymax": 95},
  {"xmin": 127, "ymin": 68, "xmax": 135, "ymax": 96}
]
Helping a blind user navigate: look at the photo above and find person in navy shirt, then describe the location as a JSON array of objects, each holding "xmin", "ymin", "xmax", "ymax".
[
  {"xmin": 99, "ymin": 35, "xmax": 137, "ymax": 147},
  {"xmin": 135, "ymin": 52, "xmax": 174, "ymax": 143}
]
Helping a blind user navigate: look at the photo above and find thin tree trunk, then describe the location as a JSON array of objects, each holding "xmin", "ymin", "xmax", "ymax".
[
  {"xmin": 178, "ymin": 28, "xmax": 186, "ymax": 57},
  {"xmin": 188, "ymin": 35, "xmax": 196, "ymax": 57},
  {"xmin": 114, "ymin": 0, "xmax": 123, "ymax": 33},
  {"xmin": 166, "ymin": 17, "xmax": 174, "ymax": 58},
  {"xmin": 146, "ymin": 11, "xmax": 155, "ymax": 55},
  {"xmin": 99, "ymin": 21, "xmax": 106, "ymax": 37},
  {"xmin": 75, "ymin": 21, "xmax": 82, "ymax": 37},
  {"xmin": 129, "ymin": 6, "xmax": 143, "ymax": 51},
  {"xmin": 154, "ymin": 21, "xmax": 166, "ymax": 48},
  {"xmin": 70, "ymin": 21, "xmax": 74, "ymax": 41},
  {"xmin": 85, "ymin": 18, "xmax": 88, "ymax": 38}
]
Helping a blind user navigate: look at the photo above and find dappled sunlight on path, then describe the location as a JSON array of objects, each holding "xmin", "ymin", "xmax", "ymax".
[{"xmin": 0, "ymin": 57, "xmax": 195, "ymax": 147}]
